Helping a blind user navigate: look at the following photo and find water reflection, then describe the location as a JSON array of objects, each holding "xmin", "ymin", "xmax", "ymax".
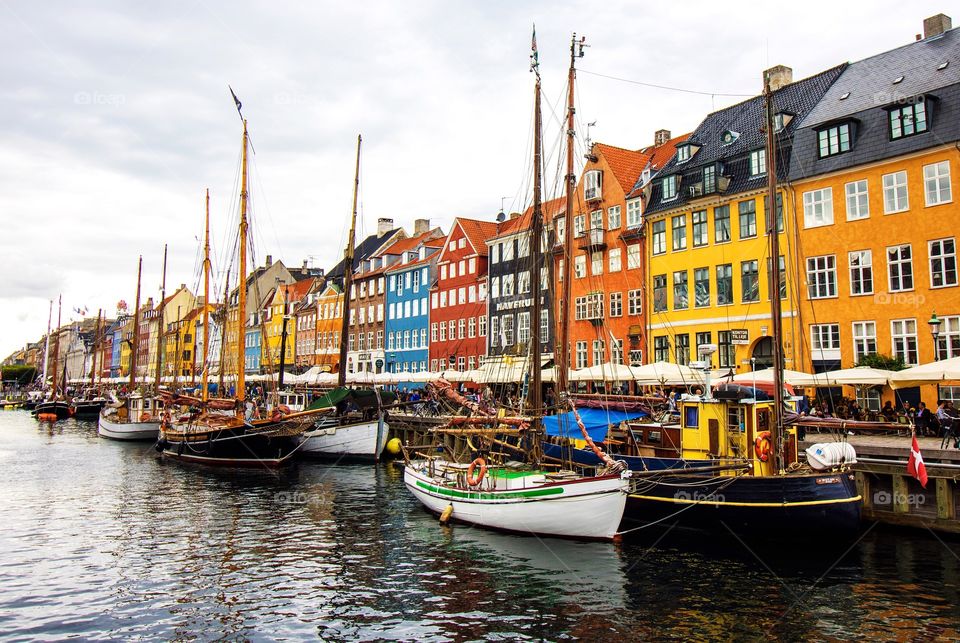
[{"xmin": 1, "ymin": 410, "xmax": 959, "ymax": 640}]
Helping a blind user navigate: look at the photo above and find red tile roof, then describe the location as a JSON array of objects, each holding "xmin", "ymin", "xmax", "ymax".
[
  {"xmin": 492, "ymin": 196, "xmax": 566, "ymax": 240},
  {"xmin": 593, "ymin": 143, "xmax": 649, "ymax": 194},
  {"xmin": 455, "ymin": 218, "xmax": 500, "ymax": 256}
]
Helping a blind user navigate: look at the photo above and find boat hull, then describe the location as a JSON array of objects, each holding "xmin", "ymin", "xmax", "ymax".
[
  {"xmin": 73, "ymin": 400, "xmax": 105, "ymax": 421},
  {"xmin": 160, "ymin": 423, "xmax": 303, "ymax": 468},
  {"xmin": 403, "ymin": 464, "xmax": 628, "ymax": 541},
  {"xmin": 624, "ymin": 471, "xmax": 862, "ymax": 535},
  {"xmin": 98, "ymin": 413, "xmax": 161, "ymax": 441},
  {"xmin": 33, "ymin": 401, "xmax": 71, "ymax": 420},
  {"xmin": 297, "ymin": 417, "xmax": 388, "ymax": 462}
]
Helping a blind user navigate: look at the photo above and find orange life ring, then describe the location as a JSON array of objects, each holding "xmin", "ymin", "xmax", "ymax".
[
  {"xmin": 161, "ymin": 411, "xmax": 172, "ymax": 428},
  {"xmin": 466, "ymin": 457, "xmax": 487, "ymax": 486},
  {"xmin": 754, "ymin": 431, "xmax": 772, "ymax": 462},
  {"xmin": 140, "ymin": 412, "xmax": 151, "ymax": 422}
]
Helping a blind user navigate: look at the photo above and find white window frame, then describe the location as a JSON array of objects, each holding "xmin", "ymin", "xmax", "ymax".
[
  {"xmin": 924, "ymin": 160, "xmax": 952, "ymax": 207},
  {"xmin": 887, "ymin": 244, "xmax": 913, "ymax": 293},
  {"xmin": 852, "ymin": 321, "xmax": 877, "ymax": 362},
  {"xmin": 607, "ymin": 205, "xmax": 621, "ymax": 230},
  {"xmin": 626, "ymin": 244, "xmax": 641, "ymax": 270},
  {"xmin": 806, "ymin": 255, "xmax": 837, "ymax": 299},
  {"xmin": 608, "ymin": 247, "xmax": 622, "ymax": 273},
  {"xmin": 803, "ymin": 187, "xmax": 834, "ymax": 228},
  {"xmin": 626, "ymin": 200, "xmax": 642, "ymax": 227},
  {"xmin": 749, "ymin": 149, "xmax": 766, "ymax": 177},
  {"xmin": 882, "ymin": 170, "xmax": 909, "ymax": 214},
  {"xmin": 848, "ymin": 250, "xmax": 873, "ymax": 296},
  {"xmin": 845, "ymin": 179, "xmax": 869, "ymax": 220},
  {"xmin": 810, "ymin": 323, "xmax": 841, "ymax": 361},
  {"xmin": 929, "ymin": 238, "xmax": 958, "ymax": 288},
  {"xmin": 891, "ymin": 318, "xmax": 918, "ymax": 366}
]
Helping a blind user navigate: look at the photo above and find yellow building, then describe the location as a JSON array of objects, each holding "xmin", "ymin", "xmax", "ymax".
[
  {"xmin": 261, "ymin": 278, "xmax": 317, "ymax": 372},
  {"xmin": 314, "ymin": 282, "xmax": 343, "ymax": 373},
  {"xmin": 642, "ymin": 65, "xmax": 844, "ymax": 375},
  {"xmin": 789, "ymin": 17, "xmax": 960, "ymax": 408}
]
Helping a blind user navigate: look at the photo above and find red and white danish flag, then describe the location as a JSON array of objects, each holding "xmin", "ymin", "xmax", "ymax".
[{"xmin": 907, "ymin": 433, "xmax": 928, "ymax": 489}]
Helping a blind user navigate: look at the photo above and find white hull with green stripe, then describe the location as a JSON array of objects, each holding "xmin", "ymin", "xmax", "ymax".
[{"xmin": 403, "ymin": 461, "xmax": 629, "ymax": 541}]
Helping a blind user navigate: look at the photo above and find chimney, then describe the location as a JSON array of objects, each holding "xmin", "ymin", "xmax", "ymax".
[
  {"xmin": 265, "ymin": 254, "xmax": 273, "ymax": 267},
  {"xmin": 509, "ymin": 211, "xmax": 520, "ymax": 220},
  {"xmin": 924, "ymin": 13, "xmax": 952, "ymax": 39},
  {"xmin": 414, "ymin": 218, "xmax": 430, "ymax": 235},
  {"xmin": 764, "ymin": 65, "xmax": 793, "ymax": 92},
  {"xmin": 654, "ymin": 129, "xmax": 671, "ymax": 147},
  {"xmin": 180, "ymin": 283, "xmax": 185, "ymax": 290},
  {"xmin": 377, "ymin": 217, "xmax": 394, "ymax": 237},
  {"xmin": 302, "ymin": 259, "xmax": 308, "ymax": 271}
]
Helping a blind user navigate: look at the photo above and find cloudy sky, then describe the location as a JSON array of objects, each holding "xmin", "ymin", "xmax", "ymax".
[{"xmin": 0, "ymin": 0, "xmax": 950, "ymax": 359}]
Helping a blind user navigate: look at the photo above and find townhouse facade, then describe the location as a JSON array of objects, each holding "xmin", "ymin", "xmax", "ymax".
[
  {"xmin": 313, "ymin": 282, "xmax": 343, "ymax": 373},
  {"xmin": 385, "ymin": 238, "xmax": 443, "ymax": 382}
]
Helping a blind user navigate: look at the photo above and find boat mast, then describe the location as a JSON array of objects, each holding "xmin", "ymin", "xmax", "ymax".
[
  {"xmin": 557, "ymin": 33, "xmax": 584, "ymax": 396},
  {"xmin": 130, "ymin": 257, "xmax": 142, "ymax": 389},
  {"xmin": 528, "ymin": 29, "xmax": 543, "ymax": 453},
  {"xmin": 41, "ymin": 299, "xmax": 52, "ymax": 387},
  {"xmin": 763, "ymin": 73, "xmax": 785, "ymax": 474},
  {"xmin": 219, "ymin": 271, "xmax": 229, "ymax": 395},
  {"xmin": 202, "ymin": 188, "xmax": 211, "ymax": 402},
  {"xmin": 337, "ymin": 134, "xmax": 361, "ymax": 389},
  {"xmin": 90, "ymin": 309, "xmax": 102, "ymax": 387},
  {"xmin": 51, "ymin": 295, "xmax": 62, "ymax": 398},
  {"xmin": 155, "ymin": 244, "xmax": 167, "ymax": 392},
  {"xmin": 236, "ymin": 119, "xmax": 249, "ymax": 407}
]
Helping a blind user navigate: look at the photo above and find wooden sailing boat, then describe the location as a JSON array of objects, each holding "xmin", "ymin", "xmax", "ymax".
[
  {"xmin": 34, "ymin": 295, "xmax": 71, "ymax": 420},
  {"xmin": 296, "ymin": 134, "xmax": 392, "ymax": 462},
  {"xmin": 98, "ymin": 255, "xmax": 164, "ymax": 440},
  {"xmin": 402, "ymin": 32, "xmax": 629, "ymax": 541},
  {"xmin": 72, "ymin": 309, "xmax": 107, "ymax": 420},
  {"xmin": 546, "ymin": 70, "xmax": 862, "ymax": 536},
  {"xmin": 157, "ymin": 95, "xmax": 328, "ymax": 467}
]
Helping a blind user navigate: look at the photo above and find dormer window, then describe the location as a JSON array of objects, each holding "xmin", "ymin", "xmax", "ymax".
[
  {"xmin": 703, "ymin": 164, "xmax": 716, "ymax": 193},
  {"xmin": 817, "ymin": 122, "xmax": 852, "ymax": 158},
  {"xmin": 774, "ymin": 112, "xmax": 794, "ymax": 132},
  {"xmin": 749, "ymin": 149, "xmax": 766, "ymax": 177},
  {"xmin": 661, "ymin": 175, "xmax": 678, "ymax": 201},
  {"xmin": 640, "ymin": 167, "xmax": 652, "ymax": 186},
  {"xmin": 675, "ymin": 143, "xmax": 700, "ymax": 164},
  {"xmin": 889, "ymin": 97, "xmax": 928, "ymax": 139},
  {"xmin": 721, "ymin": 130, "xmax": 740, "ymax": 146},
  {"xmin": 584, "ymin": 170, "xmax": 602, "ymax": 201}
]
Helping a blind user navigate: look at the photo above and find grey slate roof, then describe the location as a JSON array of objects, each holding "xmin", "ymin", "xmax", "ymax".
[
  {"xmin": 644, "ymin": 64, "xmax": 846, "ymax": 216},
  {"xmin": 800, "ymin": 28, "xmax": 960, "ymax": 129},
  {"xmin": 790, "ymin": 29, "xmax": 960, "ymax": 181},
  {"xmin": 326, "ymin": 228, "xmax": 402, "ymax": 282}
]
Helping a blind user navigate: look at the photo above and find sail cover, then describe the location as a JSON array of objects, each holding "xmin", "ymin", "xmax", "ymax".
[{"xmin": 542, "ymin": 407, "xmax": 644, "ymax": 443}]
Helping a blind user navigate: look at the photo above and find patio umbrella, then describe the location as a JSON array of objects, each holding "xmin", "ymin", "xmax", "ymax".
[
  {"xmin": 889, "ymin": 356, "xmax": 960, "ymax": 389},
  {"xmin": 731, "ymin": 367, "xmax": 824, "ymax": 387},
  {"xmin": 631, "ymin": 361, "xmax": 704, "ymax": 386},
  {"xmin": 818, "ymin": 366, "xmax": 896, "ymax": 386}
]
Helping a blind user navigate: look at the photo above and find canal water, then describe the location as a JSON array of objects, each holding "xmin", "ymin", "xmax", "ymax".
[{"xmin": 0, "ymin": 411, "xmax": 958, "ymax": 641}]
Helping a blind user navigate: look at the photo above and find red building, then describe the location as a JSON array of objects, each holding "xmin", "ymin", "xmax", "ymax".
[{"xmin": 429, "ymin": 217, "xmax": 499, "ymax": 373}]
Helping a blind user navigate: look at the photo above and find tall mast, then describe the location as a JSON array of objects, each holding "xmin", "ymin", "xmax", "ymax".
[
  {"xmin": 51, "ymin": 295, "xmax": 62, "ymax": 397},
  {"xmin": 528, "ymin": 31, "xmax": 543, "ymax": 448},
  {"xmin": 130, "ymin": 257, "xmax": 142, "ymax": 389},
  {"xmin": 236, "ymin": 119, "xmax": 249, "ymax": 405},
  {"xmin": 155, "ymin": 244, "xmax": 167, "ymax": 391},
  {"xmin": 41, "ymin": 299, "xmax": 52, "ymax": 386},
  {"xmin": 557, "ymin": 33, "xmax": 584, "ymax": 395},
  {"xmin": 764, "ymin": 73, "xmax": 785, "ymax": 473},
  {"xmin": 202, "ymin": 188, "xmax": 211, "ymax": 401},
  {"xmin": 219, "ymin": 271, "xmax": 229, "ymax": 395},
  {"xmin": 90, "ymin": 309, "xmax": 102, "ymax": 386},
  {"xmin": 338, "ymin": 134, "xmax": 361, "ymax": 389}
]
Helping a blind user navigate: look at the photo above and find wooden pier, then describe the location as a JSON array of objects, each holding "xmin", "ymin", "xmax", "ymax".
[{"xmin": 802, "ymin": 433, "xmax": 960, "ymax": 534}]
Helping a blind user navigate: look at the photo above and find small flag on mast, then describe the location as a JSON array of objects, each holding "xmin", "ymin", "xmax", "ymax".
[
  {"xmin": 530, "ymin": 24, "xmax": 539, "ymax": 74},
  {"xmin": 907, "ymin": 432, "xmax": 928, "ymax": 488},
  {"xmin": 229, "ymin": 85, "xmax": 243, "ymax": 116}
]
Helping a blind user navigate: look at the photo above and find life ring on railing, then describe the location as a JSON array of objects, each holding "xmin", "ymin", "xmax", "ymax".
[
  {"xmin": 754, "ymin": 431, "xmax": 772, "ymax": 462},
  {"xmin": 161, "ymin": 411, "xmax": 172, "ymax": 428},
  {"xmin": 466, "ymin": 457, "xmax": 487, "ymax": 486},
  {"xmin": 140, "ymin": 412, "xmax": 151, "ymax": 422}
]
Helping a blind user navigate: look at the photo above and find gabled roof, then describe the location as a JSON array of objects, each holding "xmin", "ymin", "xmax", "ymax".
[
  {"xmin": 451, "ymin": 217, "xmax": 500, "ymax": 258},
  {"xmin": 376, "ymin": 228, "xmax": 443, "ymax": 258},
  {"xmin": 644, "ymin": 64, "xmax": 846, "ymax": 215},
  {"xmin": 624, "ymin": 133, "xmax": 692, "ymax": 200},
  {"xmin": 286, "ymin": 277, "xmax": 317, "ymax": 302},
  {"xmin": 592, "ymin": 143, "xmax": 650, "ymax": 194},
  {"xmin": 326, "ymin": 227, "xmax": 404, "ymax": 281},
  {"xmin": 495, "ymin": 196, "xmax": 566, "ymax": 239}
]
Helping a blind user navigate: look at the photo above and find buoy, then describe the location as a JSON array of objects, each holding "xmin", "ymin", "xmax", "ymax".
[
  {"xmin": 439, "ymin": 504, "xmax": 454, "ymax": 524},
  {"xmin": 385, "ymin": 437, "xmax": 402, "ymax": 456},
  {"xmin": 37, "ymin": 413, "xmax": 58, "ymax": 422}
]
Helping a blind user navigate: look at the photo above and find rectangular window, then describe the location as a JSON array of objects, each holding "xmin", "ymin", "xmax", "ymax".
[
  {"xmin": 431, "ymin": 323, "xmax": 438, "ymax": 342},
  {"xmin": 763, "ymin": 193, "xmax": 784, "ymax": 234},
  {"xmin": 611, "ymin": 338, "xmax": 624, "ymax": 365},
  {"xmin": 692, "ymin": 210, "xmax": 708, "ymax": 246},
  {"xmin": 540, "ymin": 309, "xmax": 549, "ymax": 341},
  {"xmin": 738, "ymin": 200, "xmax": 756, "ymax": 239},
  {"xmin": 517, "ymin": 236, "xmax": 529, "ymax": 258},
  {"xmin": 849, "ymin": 250, "xmax": 873, "ymax": 296},
  {"xmin": 662, "ymin": 175, "xmax": 677, "ymax": 200},
  {"xmin": 574, "ymin": 255, "xmax": 586, "ymax": 279},
  {"xmin": 802, "ymin": 188, "xmax": 834, "ymax": 227},
  {"xmin": 674, "ymin": 334, "xmax": 690, "ymax": 365},
  {"xmin": 628, "ymin": 289, "xmax": 642, "ymax": 316},
  {"xmin": 883, "ymin": 171, "xmax": 909, "ymax": 213},
  {"xmin": 517, "ymin": 271, "xmax": 530, "ymax": 294},
  {"xmin": 439, "ymin": 322, "xmax": 446, "ymax": 342},
  {"xmin": 517, "ymin": 312, "xmax": 530, "ymax": 344},
  {"xmin": 694, "ymin": 267, "xmax": 710, "ymax": 308},
  {"xmin": 502, "ymin": 240, "xmax": 514, "ymax": 261},
  {"xmin": 501, "ymin": 273, "xmax": 514, "ymax": 296},
  {"xmin": 703, "ymin": 164, "xmax": 716, "ymax": 193},
  {"xmin": 479, "ymin": 315, "xmax": 486, "ymax": 338},
  {"xmin": 490, "ymin": 244, "xmax": 499, "ymax": 264},
  {"xmin": 653, "ymin": 275, "xmax": 667, "ymax": 312},
  {"xmin": 585, "ymin": 169, "xmax": 602, "ymax": 199},
  {"xmin": 626, "ymin": 200, "xmax": 642, "ymax": 227},
  {"xmin": 573, "ymin": 214, "xmax": 585, "ymax": 237},
  {"xmin": 575, "ymin": 341, "xmax": 588, "ymax": 369},
  {"xmin": 716, "ymin": 264, "xmax": 733, "ymax": 305},
  {"xmin": 458, "ymin": 318, "xmax": 466, "ymax": 339},
  {"xmin": 811, "ymin": 324, "xmax": 841, "ymax": 361},
  {"xmin": 852, "ymin": 321, "xmax": 877, "ymax": 362},
  {"xmin": 673, "ymin": 271, "xmax": 688, "ymax": 309},
  {"xmin": 889, "ymin": 99, "xmax": 927, "ymax": 139},
  {"xmin": 930, "ymin": 238, "xmax": 958, "ymax": 288},
  {"xmin": 672, "ymin": 215, "xmax": 687, "ymax": 251},
  {"xmin": 627, "ymin": 244, "xmax": 641, "ymax": 269},
  {"xmin": 817, "ymin": 123, "xmax": 851, "ymax": 158},
  {"xmin": 806, "ymin": 255, "xmax": 837, "ymax": 299},
  {"xmin": 652, "ymin": 220, "xmax": 667, "ymax": 254},
  {"xmin": 887, "ymin": 244, "xmax": 913, "ymax": 292},
  {"xmin": 468, "ymin": 317, "xmax": 476, "ymax": 338},
  {"xmin": 654, "ymin": 336, "xmax": 670, "ymax": 363},
  {"xmin": 891, "ymin": 318, "xmax": 918, "ymax": 366},
  {"xmin": 589, "ymin": 209, "xmax": 603, "ymax": 232},
  {"xmin": 501, "ymin": 315, "xmax": 514, "ymax": 345},
  {"xmin": 592, "ymin": 339, "xmax": 605, "ymax": 366},
  {"xmin": 609, "ymin": 247, "xmax": 622, "ymax": 272},
  {"xmin": 936, "ymin": 316, "xmax": 960, "ymax": 359},
  {"xmin": 740, "ymin": 260, "xmax": 759, "ymax": 302},
  {"xmin": 924, "ymin": 161, "xmax": 952, "ymax": 206},
  {"xmin": 714, "ymin": 205, "xmax": 731, "ymax": 243},
  {"xmin": 609, "ymin": 291, "xmax": 623, "ymax": 317},
  {"xmin": 766, "ymin": 255, "xmax": 787, "ymax": 300},
  {"xmin": 591, "ymin": 251, "xmax": 603, "ymax": 276},
  {"xmin": 607, "ymin": 205, "xmax": 621, "ymax": 230},
  {"xmin": 695, "ymin": 332, "xmax": 712, "ymax": 356},
  {"xmin": 845, "ymin": 180, "xmax": 869, "ymax": 220},
  {"xmin": 749, "ymin": 149, "xmax": 766, "ymax": 176},
  {"xmin": 718, "ymin": 330, "xmax": 735, "ymax": 368}
]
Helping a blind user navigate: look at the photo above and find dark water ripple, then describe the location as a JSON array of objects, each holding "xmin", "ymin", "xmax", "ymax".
[{"xmin": 0, "ymin": 411, "xmax": 959, "ymax": 641}]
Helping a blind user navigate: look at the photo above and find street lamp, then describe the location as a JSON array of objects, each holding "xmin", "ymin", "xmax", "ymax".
[{"xmin": 929, "ymin": 311, "xmax": 942, "ymax": 361}]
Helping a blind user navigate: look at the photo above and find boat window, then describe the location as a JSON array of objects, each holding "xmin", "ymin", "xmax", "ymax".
[
  {"xmin": 683, "ymin": 406, "xmax": 699, "ymax": 428},
  {"xmin": 647, "ymin": 430, "xmax": 662, "ymax": 444},
  {"xmin": 727, "ymin": 406, "xmax": 744, "ymax": 432}
]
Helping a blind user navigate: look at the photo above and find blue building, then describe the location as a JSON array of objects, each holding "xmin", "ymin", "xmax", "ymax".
[
  {"xmin": 385, "ymin": 237, "xmax": 443, "ymax": 389},
  {"xmin": 245, "ymin": 313, "xmax": 262, "ymax": 375}
]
